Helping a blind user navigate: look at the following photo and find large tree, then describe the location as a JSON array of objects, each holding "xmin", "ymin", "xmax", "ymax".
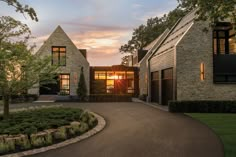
[
  {"xmin": 177, "ymin": 0, "xmax": 236, "ymax": 28},
  {"xmin": 119, "ymin": 8, "xmax": 187, "ymax": 56}
]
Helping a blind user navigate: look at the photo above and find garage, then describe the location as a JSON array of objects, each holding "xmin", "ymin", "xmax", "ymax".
[
  {"xmin": 151, "ymin": 71, "xmax": 159, "ymax": 103},
  {"xmin": 161, "ymin": 68, "xmax": 173, "ymax": 105}
]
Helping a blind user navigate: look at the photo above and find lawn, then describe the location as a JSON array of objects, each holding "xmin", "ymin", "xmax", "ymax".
[{"xmin": 187, "ymin": 113, "xmax": 236, "ymax": 157}]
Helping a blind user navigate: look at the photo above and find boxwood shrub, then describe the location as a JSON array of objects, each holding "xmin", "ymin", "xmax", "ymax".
[{"xmin": 168, "ymin": 100, "xmax": 236, "ymax": 113}]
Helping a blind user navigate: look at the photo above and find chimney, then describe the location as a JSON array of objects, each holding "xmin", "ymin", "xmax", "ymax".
[{"xmin": 79, "ymin": 49, "xmax": 87, "ymax": 59}]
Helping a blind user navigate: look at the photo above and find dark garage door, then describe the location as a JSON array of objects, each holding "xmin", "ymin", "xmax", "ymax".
[
  {"xmin": 162, "ymin": 68, "xmax": 173, "ymax": 105},
  {"xmin": 151, "ymin": 71, "xmax": 159, "ymax": 103}
]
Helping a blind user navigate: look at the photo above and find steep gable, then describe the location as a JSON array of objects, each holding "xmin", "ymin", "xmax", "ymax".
[
  {"xmin": 36, "ymin": 26, "xmax": 88, "ymax": 65},
  {"xmin": 153, "ymin": 10, "xmax": 196, "ymax": 56}
]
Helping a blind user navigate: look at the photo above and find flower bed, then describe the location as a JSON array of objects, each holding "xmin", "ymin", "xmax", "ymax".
[{"xmin": 0, "ymin": 107, "xmax": 98, "ymax": 155}]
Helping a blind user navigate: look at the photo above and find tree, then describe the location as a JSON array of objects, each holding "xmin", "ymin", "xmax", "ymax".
[
  {"xmin": 77, "ymin": 67, "xmax": 87, "ymax": 101},
  {"xmin": 119, "ymin": 8, "xmax": 187, "ymax": 58},
  {"xmin": 0, "ymin": 16, "xmax": 57, "ymax": 119},
  {"xmin": 177, "ymin": 0, "xmax": 236, "ymax": 29},
  {"xmin": 0, "ymin": 0, "xmax": 38, "ymax": 21}
]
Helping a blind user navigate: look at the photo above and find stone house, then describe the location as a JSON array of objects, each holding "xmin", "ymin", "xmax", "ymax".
[
  {"xmin": 28, "ymin": 26, "xmax": 90, "ymax": 96},
  {"xmin": 147, "ymin": 10, "xmax": 236, "ymax": 105}
]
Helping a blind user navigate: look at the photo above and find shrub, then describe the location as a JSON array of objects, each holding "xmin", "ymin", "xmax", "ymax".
[
  {"xmin": 79, "ymin": 122, "xmax": 89, "ymax": 134},
  {"xmin": 169, "ymin": 100, "xmax": 236, "ymax": 113},
  {"xmin": 53, "ymin": 127, "xmax": 67, "ymax": 141},
  {"xmin": 14, "ymin": 135, "xmax": 31, "ymax": 150},
  {"xmin": 139, "ymin": 94, "xmax": 147, "ymax": 101}
]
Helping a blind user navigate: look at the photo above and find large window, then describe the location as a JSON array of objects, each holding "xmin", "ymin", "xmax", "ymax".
[
  {"xmin": 52, "ymin": 46, "xmax": 66, "ymax": 66},
  {"xmin": 92, "ymin": 70, "xmax": 135, "ymax": 94},
  {"xmin": 59, "ymin": 74, "xmax": 70, "ymax": 94},
  {"xmin": 213, "ymin": 23, "xmax": 236, "ymax": 55}
]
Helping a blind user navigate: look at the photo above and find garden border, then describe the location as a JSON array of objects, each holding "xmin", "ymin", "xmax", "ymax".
[{"xmin": 2, "ymin": 112, "xmax": 106, "ymax": 157}]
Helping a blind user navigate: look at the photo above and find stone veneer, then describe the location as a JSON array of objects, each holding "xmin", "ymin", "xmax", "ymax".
[
  {"xmin": 176, "ymin": 21, "xmax": 236, "ymax": 100},
  {"xmin": 28, "ymin": 26, "xmax": 90, "ymax": 95}
]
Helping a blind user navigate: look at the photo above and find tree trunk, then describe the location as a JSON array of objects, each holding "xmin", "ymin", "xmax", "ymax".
[{"xmin": 3, "ymin": 95, "xmax": 10, "ymax": 119}]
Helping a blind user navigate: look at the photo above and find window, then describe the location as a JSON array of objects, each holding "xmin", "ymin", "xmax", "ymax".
[
  {"xmin": 213, "ymin": 23, "xmax": 236, "ymax": 54},
  {"xmin": 52, "ymin": 46, "xmax": 66, "ymax": 66},
  {"xmin": 106, "ymin": 80, "xmax": 114, "ymax": 93},
  {"xmin": 127, "ymin": 80, "xmax": 134, "ymax": 93},
  {"xmin": 115, "ymin": 71, "xmax": 125, "ymax": 79},
  {"xmin": 59, "ymin": 74, "xmax": 70, "ymax": 94},
  {"xmin": 200, "ymin": 63, "xmax": 205, "ymax": 81},
  {"xmin": 94, "ymin": 71, "xmax": 106, "ymax": 79},
  {"xmin": 126, "ymin": 71, "xmax": 134, "ymax": 79}
]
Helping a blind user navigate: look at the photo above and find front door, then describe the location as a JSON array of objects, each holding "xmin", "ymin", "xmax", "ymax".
[{"xmin": 40, "ymin": 76, "xmax": 60, "ymax": 95}]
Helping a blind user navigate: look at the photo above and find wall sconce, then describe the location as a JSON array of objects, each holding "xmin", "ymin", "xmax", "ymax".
[{"xmin": 200, "ymin": 63, "xmax": 205, "ymax": 81}]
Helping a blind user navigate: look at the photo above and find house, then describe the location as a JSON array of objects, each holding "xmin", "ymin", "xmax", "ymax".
[
  {"xmin": 28, "ymin": 26, "xmax": 90, "ymax": 96},
  {"xmin": 138, "ymin": 29, "xmax": 169, "ymax": 98},
  {"xmin": 147, "ymin": 10, "xmax": 236, "ymax": 105},
  {"xmin": 90, "ymin": 65, "xmax": 139, "ymax": 96}
]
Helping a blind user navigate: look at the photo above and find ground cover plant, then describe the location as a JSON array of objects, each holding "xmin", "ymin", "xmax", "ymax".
[
  {"xmin": 187, "ymin": 113, "xmax": 236, "ymax": 157},
  {"xmin": 0, "ymin": 107, "xmax": 98, "ymax": 155}
]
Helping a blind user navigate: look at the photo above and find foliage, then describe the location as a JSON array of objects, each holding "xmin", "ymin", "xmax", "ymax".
[
  {"xmin": 77, "ymin": 67, "xmax": 87, "ymax": 101},
  {"xmin": 0, "ymin": 107, "xmax": 98, "ymax": 155},
  {"xmin": 188, "ymin": 113, "xmax": 236, "ymax": 157},
  {"xmin": 119, "ymin": 8, "xmax": 187, "ymax": 55},
  {"xmin": 169, "ymin": 101, "xmax": 236, "ymax": 113},
  {"xmin": 0, "ymin": 107, "xmax": 84, "ymax": 135},
  {"xmin": 0, "ymin": 0, "xmax": 38, "ymax": 21},
  {"xmin": 177, "ymin": 0, "xmax": 236, "ymax": 30},
  {"xmin": 0, "ymin": 16, "xmax": 58, "ymax": 118}
]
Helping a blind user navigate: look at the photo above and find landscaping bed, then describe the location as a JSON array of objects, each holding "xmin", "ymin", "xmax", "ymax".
[
  {"xmin": 187, "ymin": 113, "xmax": 236, "ymax": 157},
  {"xmin": 0, "ymin": 107, "xmax": 98, "ymax": 155}
]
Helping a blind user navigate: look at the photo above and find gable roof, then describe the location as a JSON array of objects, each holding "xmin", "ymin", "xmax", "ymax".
[
  {"xmin": 36, "ymin": 26, "xmax": 87, "ymax": 61},
  {"xmin": 139, "ymin": 29, "xmax": 170, "ymax": 64},
  {"xmin": 152, "ymin": 10, "xmax": 197, "ymax": 57}
]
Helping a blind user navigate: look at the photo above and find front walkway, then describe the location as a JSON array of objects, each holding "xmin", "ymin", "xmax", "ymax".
[{"xmin": 3, "ymin": 102, "xmax": 224, "ymax": 157}]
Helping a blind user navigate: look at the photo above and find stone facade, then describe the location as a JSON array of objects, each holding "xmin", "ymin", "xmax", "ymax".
[
  {"xmin": 147, "ymin": 9, "xmax": 236, "ymax": 104},
  {"xmin": 28, "ymin": 26, "xmax": 90, "ymax": 95},
  {"xmin": 176, "ymin": 21, "xmax": 236, "ymax": 100}
]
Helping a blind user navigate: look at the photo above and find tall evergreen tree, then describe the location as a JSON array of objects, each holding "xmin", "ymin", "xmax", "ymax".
[{"xmin": 77, "ymin": 67, "xmax": 87, "ymax": 101}]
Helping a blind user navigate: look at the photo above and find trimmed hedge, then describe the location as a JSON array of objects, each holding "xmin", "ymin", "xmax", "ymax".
[
  {"xmin": 0, "ymin": 107, "xmax": 98, "ymax": 155},
  {"xmin": 168, "ymin": 101, "xmax": 236, "ymax": 113}
]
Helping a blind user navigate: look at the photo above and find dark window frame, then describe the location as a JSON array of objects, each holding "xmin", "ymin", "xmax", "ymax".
[
  {"xmin": 213, "ymin": 23, "xmax": 236, "ymax": 55},
  {"xmin": 59, "ymin": 74, "xmax": 70, "ymax": 95},
  {"xmin": 52, "ymin": 46, "xmax": 66, "ymax": 66}
]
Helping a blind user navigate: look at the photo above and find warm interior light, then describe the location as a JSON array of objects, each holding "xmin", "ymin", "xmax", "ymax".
[
  {"xmin": 112, "ymin": 75, "xmax": 119, "ymax": 80},
  {"xmin": 200, "ymin": 63, "xmax": 205, "ymax": 81}
]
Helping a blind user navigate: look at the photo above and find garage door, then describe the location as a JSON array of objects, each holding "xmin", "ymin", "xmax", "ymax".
[
  {"xmin": 161, "ymin": 68, "xmax": 173, "ymax": 105},
  {"xmin": 151, "ymin": 71, "xmax": 159, "ymax": 103}
]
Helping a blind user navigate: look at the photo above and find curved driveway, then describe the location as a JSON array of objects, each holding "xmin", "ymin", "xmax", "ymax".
[{"xmin": 29, "ymin": 102, "xmax": 224, "ymax": 157}]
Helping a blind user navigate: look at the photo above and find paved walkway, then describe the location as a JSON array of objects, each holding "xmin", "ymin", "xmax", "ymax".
[{"xmin": 9, "ymin": 102, "xmax": 223, "ymax": 157}]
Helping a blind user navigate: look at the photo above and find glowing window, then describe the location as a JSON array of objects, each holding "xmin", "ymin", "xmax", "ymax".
[
  {"xmin": 94, "ymin": 71, "xmax": 106, "ymax": 80},
  {"xmin": 52, "ymin": 46, "xmax": 66, "ymax": 66}
]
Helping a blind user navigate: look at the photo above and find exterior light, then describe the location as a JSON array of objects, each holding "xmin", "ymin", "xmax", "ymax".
[{"xmin": 200, "ymin": 63, "xmax": 205, "ymax": 81}]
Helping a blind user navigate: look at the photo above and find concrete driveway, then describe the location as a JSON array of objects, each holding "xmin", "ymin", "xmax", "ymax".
[{"xmin": 27, "ymin": 102, "xmax": 223, "ymax": 157}]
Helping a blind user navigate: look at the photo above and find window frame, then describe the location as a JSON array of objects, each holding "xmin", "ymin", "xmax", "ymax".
[{"xmin": 52, "ymin": 46, "xmax": 66, "ymax": 66}]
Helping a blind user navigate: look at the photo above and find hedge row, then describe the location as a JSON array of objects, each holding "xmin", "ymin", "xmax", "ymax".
[{"xmin": 168, "ymin": 101, "xmax": 236, "ymax": 113}]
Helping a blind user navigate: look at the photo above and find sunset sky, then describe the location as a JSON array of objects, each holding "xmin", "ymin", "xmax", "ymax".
[{"xmin": 0, "ymin": 0, "xmax": 178, "ymax": 66}]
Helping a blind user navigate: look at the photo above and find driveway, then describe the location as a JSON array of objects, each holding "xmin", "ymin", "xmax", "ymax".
[{"xmin": 23, "ymin": 102, "xmax": 224, "ymax": 157}]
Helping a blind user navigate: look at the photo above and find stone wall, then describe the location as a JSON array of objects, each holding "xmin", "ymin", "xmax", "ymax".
[
  {"xmin": 28, "ymin": 26, "xmax": 90, "ymax": 95},
  {"xmin": 176, "ymin": 21, "xmax": 236, "ymax": 100}
]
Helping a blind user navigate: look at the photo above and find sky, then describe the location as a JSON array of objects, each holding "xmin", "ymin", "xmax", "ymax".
[{"xmin": 0, "ymin": 0, "xmax": 178, "ymax": 66}]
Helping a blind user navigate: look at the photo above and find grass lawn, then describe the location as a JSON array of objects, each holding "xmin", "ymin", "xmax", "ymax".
[{"xmin": 187, "ymin": 113, "xmax": 236, "ymax": 157}]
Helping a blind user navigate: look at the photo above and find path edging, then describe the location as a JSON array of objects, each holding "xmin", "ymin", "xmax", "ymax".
[{"xmin": 2, "ymin": 112, "xmax": 106, "ymax": 157}]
